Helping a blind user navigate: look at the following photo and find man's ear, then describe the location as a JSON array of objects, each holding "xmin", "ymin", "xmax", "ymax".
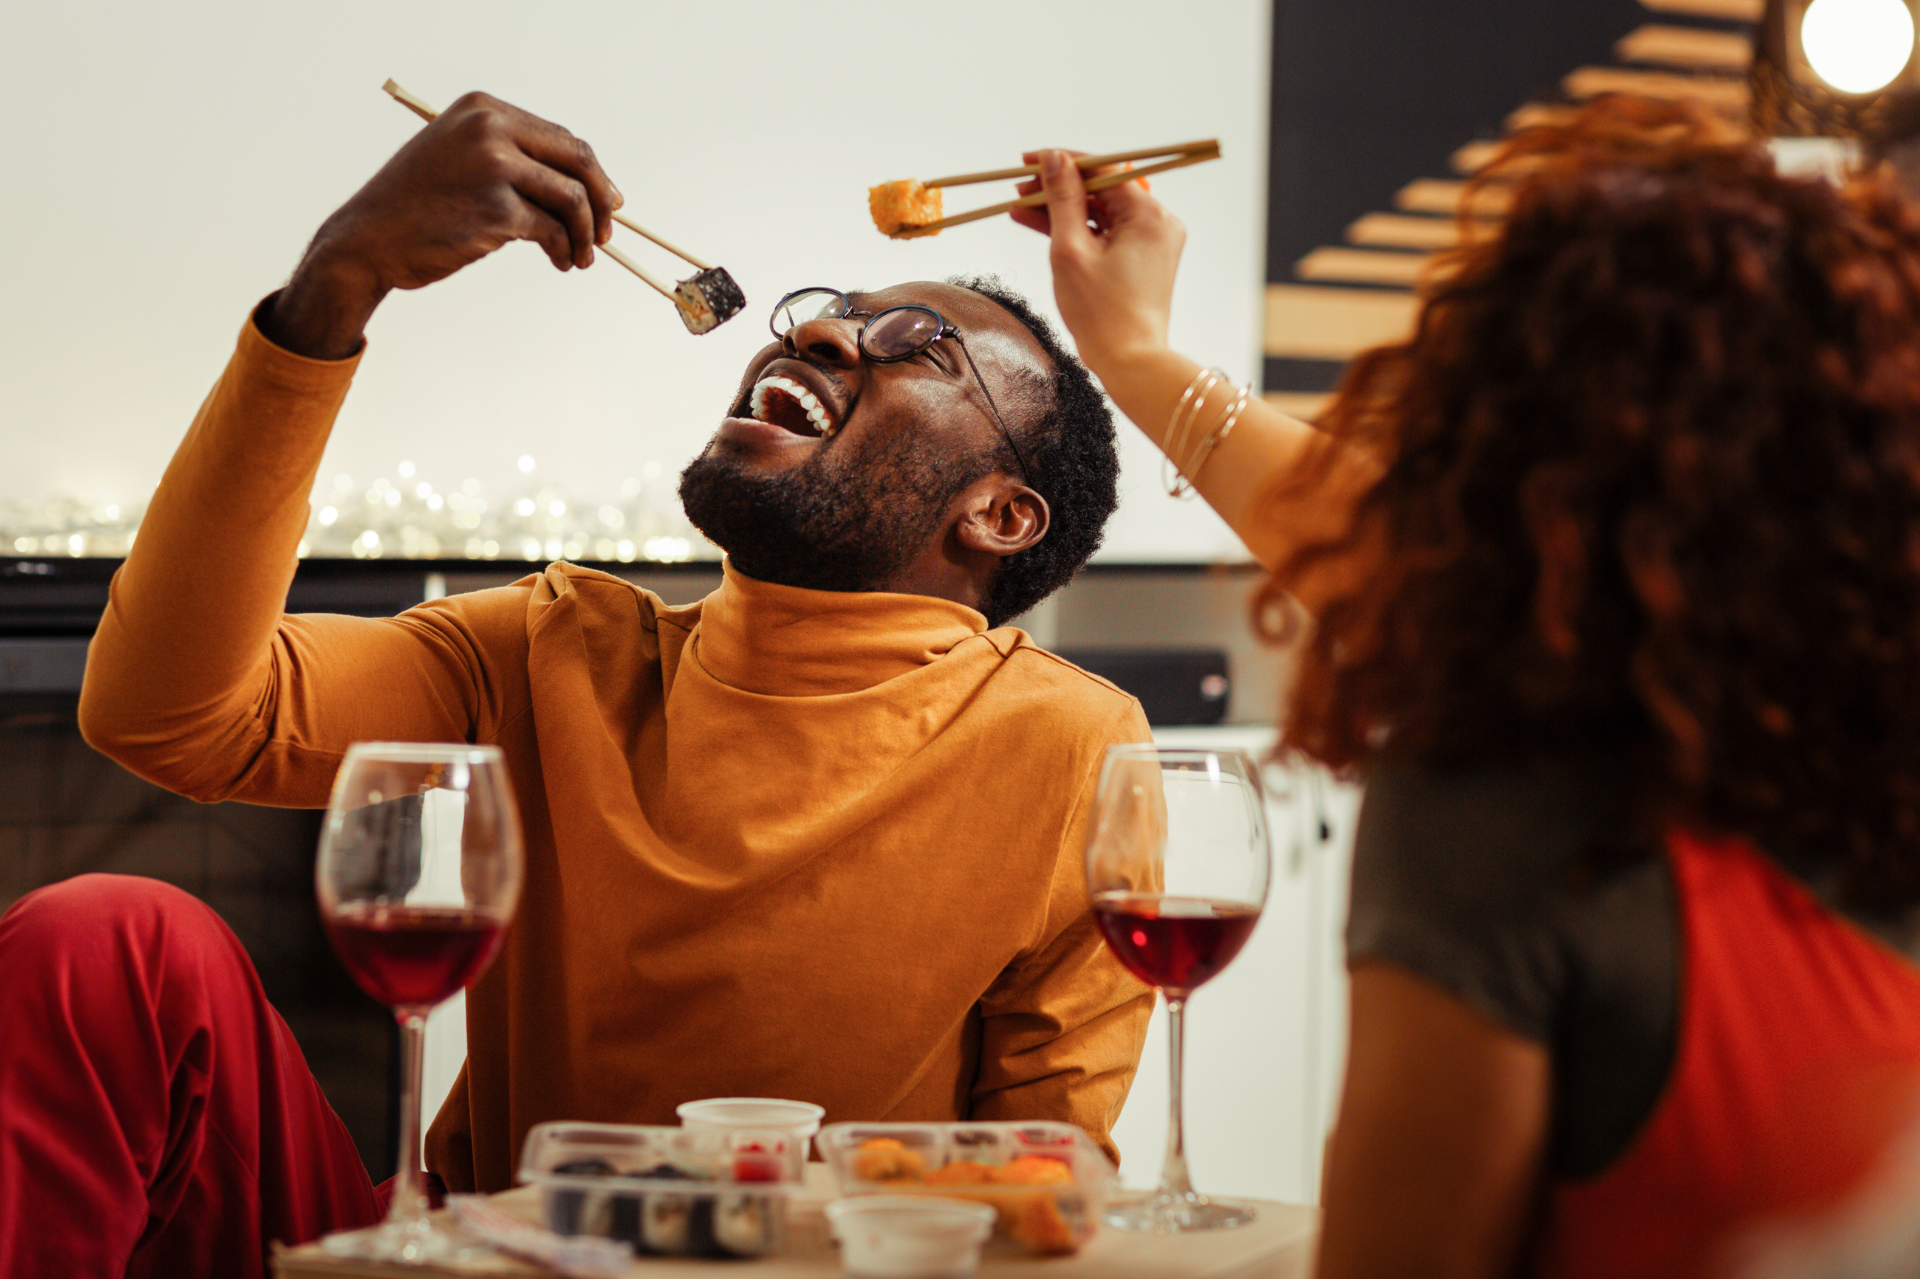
[{"xmin": 954, "ymin": 476, "xmax": 1050, "ymax": 558}]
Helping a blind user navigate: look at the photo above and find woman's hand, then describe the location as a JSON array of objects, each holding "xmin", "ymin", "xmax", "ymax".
[
  {"xmin": 1009, "ymin": 145, "xmax": 1382, "ymax": 592},
  {"xmin": 1009, "ymin": 150, "xmax": 1186, "ymax": 380}
]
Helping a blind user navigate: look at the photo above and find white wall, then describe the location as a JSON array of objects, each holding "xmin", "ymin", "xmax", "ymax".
[{"xmin": 0, "ymin": 0, "xmax": 1270, "ymax": 562}]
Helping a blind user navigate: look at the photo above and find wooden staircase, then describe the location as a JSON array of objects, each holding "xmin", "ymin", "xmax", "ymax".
[{"xmin": 1265, "ymin": 0, "xmax": 1762, "ymax": 420}]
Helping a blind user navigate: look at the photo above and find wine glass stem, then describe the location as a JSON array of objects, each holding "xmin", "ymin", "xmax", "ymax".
[
  {"xmin": 388, "ymin": 1009, "xmax": 430, "ymax": 1225},
  {"xmin": 1156, "ymin": 994, "xmax": 1196, "ymax": 1198}
]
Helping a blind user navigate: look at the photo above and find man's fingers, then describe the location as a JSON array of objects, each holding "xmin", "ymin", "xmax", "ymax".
[
  {"xmin": 516, "ymin": 118, "xmax": 623, "ymax": 246},
  {"xmin": 512, "ymin": 199, "xmax": 578, "ymax": 273},
  {"xmin": 446, "ymin": 93, "xmax": 622, "ymax": 249},
  {"xmin": 511, "ymin": 161, "xmax": 599, "ymax": 269}
]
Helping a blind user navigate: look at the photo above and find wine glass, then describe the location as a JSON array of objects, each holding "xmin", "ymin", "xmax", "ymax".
[
  {"xmin": 315, "ymin": 742, "xmax": 523, "ymax": 1262},
  {"xmin": 1086, "ymin": 745, "xmax": 1272, "ymax": 1232}
]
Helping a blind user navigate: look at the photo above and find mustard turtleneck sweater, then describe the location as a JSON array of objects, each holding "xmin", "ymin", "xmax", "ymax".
[{"xmin": 79, "ymin": 311, "xmax": 1155, "ymax": 1193}]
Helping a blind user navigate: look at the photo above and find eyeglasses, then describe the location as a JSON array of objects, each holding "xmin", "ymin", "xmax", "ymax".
[{"xmin": 769, "ymin": 287, "xmax": 1033, "ymax": 483}]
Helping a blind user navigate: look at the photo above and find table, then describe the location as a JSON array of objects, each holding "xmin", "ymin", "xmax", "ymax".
[{"xmin": 272, "ymin": 1167, "xmax": 1319, "ymax": 1279}]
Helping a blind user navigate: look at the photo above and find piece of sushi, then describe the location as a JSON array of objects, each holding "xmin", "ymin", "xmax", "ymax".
[
  {"xmin": 995, "ymin": 1154, "xmax": 1075, "ymax": 1185},
  {"xmin": 850, "ymin": 1136, "xmax": 926, "ymax": 1181},
  {"xmin": 868, "ymin": 180, "xmax": 943, "ymax": 238},
  {"xmin": 923, "ymin": 1159, "xmax": 997, "ymax": 1186},
  {"xmin": 642, "ymin": 1192, "xmax": 692, "ymax": 1253},
  {"xmin": 672, "ymin": 267, "xmax": 746, "ymax": 335},
  {"xmin": 1009, "ymin": 1194, "xmax": 1081, "ymax": 1256},
  {"xmin": 713, "ymin": 1192, "xmax": 781, "ymax": 1256}
]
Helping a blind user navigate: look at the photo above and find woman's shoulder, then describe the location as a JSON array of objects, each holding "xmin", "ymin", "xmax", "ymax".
[
  {"xmin": 1354, "ymin": 756, "xmax": 1645, "ymax": 919},
  {"xmin": 1350, "ymin": 754, "xmax": 1680, "ymax": 1179},
  {"xmin": 1348, "ymin": 754, "xmax": 1660, "ymax": 1036}
]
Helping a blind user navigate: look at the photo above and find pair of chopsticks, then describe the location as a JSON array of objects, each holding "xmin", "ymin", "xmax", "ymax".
[
  {"xmin": 908, "ymin": 139, "xmax": 1221, "ymax": 237},
  {"xmin": 381, "ymin": 80, "xmax": 710, "ymax": 302}
]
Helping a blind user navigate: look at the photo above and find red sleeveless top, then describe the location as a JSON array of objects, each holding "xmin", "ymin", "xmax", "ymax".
[{"xmin": 1536, "ymin": 831, "xmax": 1920, "ymax": 1278}]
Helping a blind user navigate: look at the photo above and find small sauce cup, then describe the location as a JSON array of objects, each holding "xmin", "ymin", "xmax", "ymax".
[{"xmin": 825, "ymin": 1195, "xmax": 998, "ymax": 1279}]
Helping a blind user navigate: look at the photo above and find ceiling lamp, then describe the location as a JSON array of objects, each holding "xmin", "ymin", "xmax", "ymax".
[
  {"xmin": 1803, "ymin": 0, "xmax": 1914, "ymax": 93},
  {"xmin": 1753, "ymin": 0, "xmax": 1920, "ymax": 147}
]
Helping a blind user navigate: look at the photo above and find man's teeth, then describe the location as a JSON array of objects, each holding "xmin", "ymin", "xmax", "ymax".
[{"xmin": 749, "ymin": 375, "xmax": 836, "ymax": 437}]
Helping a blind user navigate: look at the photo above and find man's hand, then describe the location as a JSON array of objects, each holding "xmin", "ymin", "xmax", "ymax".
[{"xmin": 260, "ymin": 92, "xmax": 625, "ymax": 361}]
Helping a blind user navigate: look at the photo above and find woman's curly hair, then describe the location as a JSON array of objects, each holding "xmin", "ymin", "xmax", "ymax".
[{"xmin": 1265, "ymin": 95, "xmax": 1920, "ymax": 906}]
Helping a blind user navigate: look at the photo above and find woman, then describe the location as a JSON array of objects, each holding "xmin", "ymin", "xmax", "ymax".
[{"xmin": 1018, "ymin": 97, "xmax": 1920, "ymax": 1278}]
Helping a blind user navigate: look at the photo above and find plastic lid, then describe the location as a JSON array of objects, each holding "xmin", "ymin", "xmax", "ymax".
[{"xmin": 677, "ymin": 1097, "xmax": 825, "ymax": 1133}]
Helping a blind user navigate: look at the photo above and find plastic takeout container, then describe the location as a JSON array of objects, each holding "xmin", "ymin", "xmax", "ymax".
[
  {"xmin": 826, "ymin": 1195, "xmax": 997, "ymax": 1279},
  {"xmin": 677, "ymin": 1096, "xmax": 825, "ymax": 1181},
  {"xmin": 817, "ymin": 1120, "xmax": 1113, "ymax": 1255},
  {"xmin": 519, "ymin": 1121, "xmax": 798, "ymax": 1258}
]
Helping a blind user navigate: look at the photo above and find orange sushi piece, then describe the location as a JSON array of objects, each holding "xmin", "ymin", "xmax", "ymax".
[
  {"xmin": 1010, "ymin": 1195, "xmax": 1080, "ymax": 1255},
  {"xmin": 923, "ymin": 1159, "xmax": 997, "ymax": 1185},
  {"xmin": 993, "ymin": 1154, "xmax": 1074, "ymax": 1185},
  {"xmin": 868, "ymin": 180, "xmax": 943, "ymax": 237},
  {"xmin": 851, "ymin": 1137, "xmax": 926, "ymax": 1181}
]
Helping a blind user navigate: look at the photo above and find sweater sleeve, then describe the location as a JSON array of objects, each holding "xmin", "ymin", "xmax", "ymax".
[
  {"xmin": 969, "ymin": 697, "xmax": 1156, "ymax": 1165},
  {"xmin": 79, "ymin": 303, "xmax": 530, "ymax": 808}
]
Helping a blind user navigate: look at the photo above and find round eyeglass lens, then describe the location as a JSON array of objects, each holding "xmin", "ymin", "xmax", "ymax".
[
  {"xmin": 861, "ymin": 307, "xmax": 943, "ymax": 361},
  {"xmin": 771, "ymin": 289, "xmax": 847, "ymax": 337}
]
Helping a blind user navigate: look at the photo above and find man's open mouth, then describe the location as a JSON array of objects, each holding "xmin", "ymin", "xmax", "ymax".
[{"xmin": 747, "ymin": 374, "xmax": 841, "ymax": 439}]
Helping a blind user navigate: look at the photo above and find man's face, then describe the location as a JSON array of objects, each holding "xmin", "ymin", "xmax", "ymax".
[{"xmin": 678, "ymin": 281, "xmax": 1052, "ymax": 594}]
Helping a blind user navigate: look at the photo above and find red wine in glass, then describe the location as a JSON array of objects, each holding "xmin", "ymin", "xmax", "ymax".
[
  {"xmin": 316, "ymin": 742, "xmax": 522, "ymax": 1264},
  {"xmin": 1091, "ymin": 892, "xmax": 1260, "ymax": 996},
  {"xmin": 1084, "ymin": 745, "xmax": 1272, "ymax": 1233},
  {"xmin": 324, "ymin": 902, "xmax": 506, "ymax": 1010}
]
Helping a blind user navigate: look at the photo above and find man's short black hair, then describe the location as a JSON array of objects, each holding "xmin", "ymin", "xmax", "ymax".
[{"xmin": 951, "ymin": 275, "xmax": 1119, "ymax": 627}]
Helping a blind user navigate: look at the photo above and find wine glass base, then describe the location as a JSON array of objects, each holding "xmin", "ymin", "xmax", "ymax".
[
  {"xmin": 318, "ymin": 1216, "xmax": 486, "ymax": 1265},
  {"xmin": 1105, "ymin": 1190, "xmax": 1258, "ymax": 1233}
]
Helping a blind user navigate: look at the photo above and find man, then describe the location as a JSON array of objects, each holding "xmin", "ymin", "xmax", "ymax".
[{"xmin": 0, "ymin": 93, "xmax": 1152, "ymax": 1277}]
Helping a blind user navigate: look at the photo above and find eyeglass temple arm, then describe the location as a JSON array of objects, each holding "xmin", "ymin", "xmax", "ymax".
[{"xmin": 951, "ymin": 334, "xmax": 1035, "ymax": 484}]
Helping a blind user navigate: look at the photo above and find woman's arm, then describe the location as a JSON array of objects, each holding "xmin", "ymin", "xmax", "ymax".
[
  {"xmin": 1012, "ymin": 152, "xmax": 1382, "ymax": 600},
  {"xmin": 1317, "ymin": 963, "xmax": 1551, "ymax": 1279}
]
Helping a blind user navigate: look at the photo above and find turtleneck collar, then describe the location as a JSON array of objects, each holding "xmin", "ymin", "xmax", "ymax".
[{"xmin": 690, "ymin": 562, "xmax": 990, "ymax": 696}]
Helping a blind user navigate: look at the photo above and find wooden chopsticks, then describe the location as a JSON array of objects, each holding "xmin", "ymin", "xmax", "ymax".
[
  {"xmin": 381, "ymin": 79, "xmax": 703, "ymax": 300},
  {"xmin": 921, "ymin": 140, "xmax": 1219, "ymax": 190},
  {"xmin": 895, "ymin": 140, "xmax": 1222, "ymax": 238}
]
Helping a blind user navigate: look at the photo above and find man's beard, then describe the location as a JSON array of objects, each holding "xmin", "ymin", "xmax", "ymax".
[{"xmin": 678, "ymin": 429, "xmax": 989, "ymax": 594}]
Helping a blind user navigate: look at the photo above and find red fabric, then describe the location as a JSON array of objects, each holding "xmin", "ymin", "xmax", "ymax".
[
  {"xmin": 0, "ymin": 875, "xmax": 381, "ymax": 1278},
  {"xmin": 373, "ymin": 1171, "xmax": 448, "ymax": 1215},
  {"xmin": 1537, "ymin": 832, "xmax": 1920, "ymax": 1279}
]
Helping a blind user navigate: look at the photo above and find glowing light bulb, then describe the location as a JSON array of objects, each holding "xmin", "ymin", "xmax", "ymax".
[{"xmin": 1803, "ymin": 0, "xmax": 1915, "ymax": 94}]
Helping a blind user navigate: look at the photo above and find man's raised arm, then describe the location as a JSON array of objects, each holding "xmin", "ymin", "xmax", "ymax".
[{"xmin": 78, "ymin": 92, "xmax": 624, "ymax": 802}]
